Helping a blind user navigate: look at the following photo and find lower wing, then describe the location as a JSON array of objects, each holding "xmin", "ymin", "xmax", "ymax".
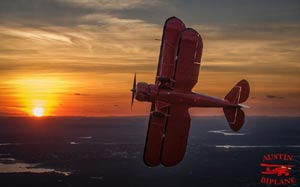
[{"xmin": 144, "ymin": 104, "xmax": 191, "ymax": 167}]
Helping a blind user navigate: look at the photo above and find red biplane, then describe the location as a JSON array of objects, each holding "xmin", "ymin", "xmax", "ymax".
[{"xmin": 130, "ymin": 17, "xmax": 250, "ymax": 167}]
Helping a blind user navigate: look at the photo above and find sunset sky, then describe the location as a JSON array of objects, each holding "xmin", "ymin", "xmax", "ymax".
[{"xmin": 0, "ymin": 0, "xmax": 299, "ymax": 117}]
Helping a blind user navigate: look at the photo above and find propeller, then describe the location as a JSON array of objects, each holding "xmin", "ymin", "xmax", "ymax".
[{"xmin": 130, "ymin": 73, "xmax": 136, "ymax": 109}]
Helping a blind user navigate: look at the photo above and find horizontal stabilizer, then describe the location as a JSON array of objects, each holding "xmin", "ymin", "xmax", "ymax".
[
  {"xmin": 223, "ymin": 107, "xmax": 245, "ymax": 132},
  {"xmin": 225, "ymin": 80, "xmax": 250, "ymax": 104},
  {"xmin": 238, "ymin": 104, "xmax": 250, "ymax": 109}
]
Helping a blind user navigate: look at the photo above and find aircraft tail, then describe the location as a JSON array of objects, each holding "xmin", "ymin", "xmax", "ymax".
[
  {"xmin": 224, "ymin": 79, "xmax": 250, "ymax": 104},
  {"xmin": 223, "ymin": 80, "xmax": 250, "ymax": 131},
  {"xmin": 223, "ymin": 107, "xmax": 245, "ymax": 131}
]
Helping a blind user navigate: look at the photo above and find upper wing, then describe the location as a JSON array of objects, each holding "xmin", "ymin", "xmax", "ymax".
[
  {"xmin": 155, "ymin": 17, "xmax": 186, "ymax": 84},
  {"xmin": 144, "ymin": 17, "xmax": 185, "ymax": 167},
  {"xmin": 173, "ymin": 28, "xmax": 203, "ymax": 92},
  {"xmin": 160, "ymin": 105, "xmax": 191, "ymax": 166}
]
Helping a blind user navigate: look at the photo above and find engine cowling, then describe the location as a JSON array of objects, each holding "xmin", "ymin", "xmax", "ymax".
[{"xmin": 135, "ymin": 82, "xmax": 150, "ymax": 102}]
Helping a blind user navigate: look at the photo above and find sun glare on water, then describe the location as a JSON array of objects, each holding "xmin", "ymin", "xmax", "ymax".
[{"xmin": 33, "ymin": 107, "xmax": 44, "ymax": 117}]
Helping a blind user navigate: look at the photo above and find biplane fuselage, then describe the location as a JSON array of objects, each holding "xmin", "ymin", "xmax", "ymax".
[
  {"xmin": 136, "ymin": 82, "xmax": 238, "ymax": 108},
  {"xmin": 131, "ymin": 17, "xmax": 250, "ymax": 167}
]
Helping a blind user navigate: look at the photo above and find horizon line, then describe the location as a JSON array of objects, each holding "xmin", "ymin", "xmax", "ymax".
[{"xmin": 0, "ymin": 115, "xmax": 299, "ymax": 118}]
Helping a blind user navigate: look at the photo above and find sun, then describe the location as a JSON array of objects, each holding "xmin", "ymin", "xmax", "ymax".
[{"xmin": 33, "ymin": 107, "xmax": 44, "ymax": 117}]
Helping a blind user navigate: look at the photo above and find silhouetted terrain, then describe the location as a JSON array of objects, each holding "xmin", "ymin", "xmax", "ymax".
[{"xmin": 0, "ymin": 117, "xmax": 299, "ymax": 187}]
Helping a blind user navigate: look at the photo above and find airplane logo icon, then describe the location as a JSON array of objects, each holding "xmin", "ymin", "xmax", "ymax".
[{"xmin": 261, "ymin": 163, "xmax": 295, "ymax": 177}]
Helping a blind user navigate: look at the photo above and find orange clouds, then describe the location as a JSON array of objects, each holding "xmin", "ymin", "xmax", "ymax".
[{"xmin": 0, "ymin": 2, "xmax": 299, "ymax": 116}]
